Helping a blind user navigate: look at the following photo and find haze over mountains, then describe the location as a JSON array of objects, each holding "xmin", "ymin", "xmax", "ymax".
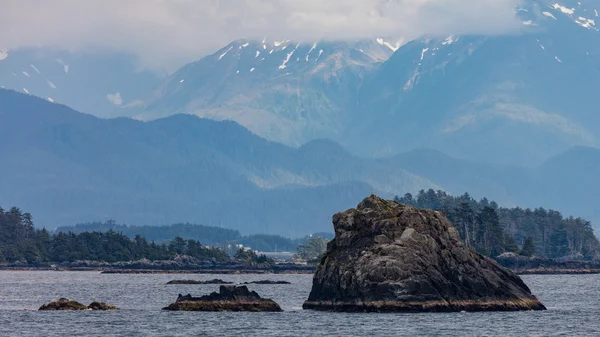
[
  {"xmin": 0, "ymin": 0, "xmax": 598, "ymax": 236},
  {"xmin": 116, "ymin": 0, "xmax": 599, "ymax": 166},
  {"xmin": 1, "ymin": 89, "xmax": 598, "ymax": 237}
]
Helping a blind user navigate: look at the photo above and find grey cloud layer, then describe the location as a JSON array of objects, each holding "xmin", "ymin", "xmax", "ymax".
[{"xmin": 0, "ymin": 0, "xmax": 522, "ymax": 70}]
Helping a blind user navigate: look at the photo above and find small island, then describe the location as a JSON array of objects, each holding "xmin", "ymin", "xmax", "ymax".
[
  {"xmin": 303, "ymin": 195, "xmax": 546, "ymax": 312},
  {"xmin": 163, "ymin": 285, "xmax": 282, "ymax": 312}
]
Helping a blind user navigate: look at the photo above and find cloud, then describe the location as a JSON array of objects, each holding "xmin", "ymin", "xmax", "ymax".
[{"xmin": 0, "ymin": 0, "xmax": 522, "ymax": 71}]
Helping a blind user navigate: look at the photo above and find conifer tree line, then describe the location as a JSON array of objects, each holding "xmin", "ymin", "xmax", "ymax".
[
  {"xmin": 0, "ymin": 207, "xmax": 229, "ymax": 264},
  {"xmin": 395, "ymin": 190, "xmax": 600, "ymax": 259}
]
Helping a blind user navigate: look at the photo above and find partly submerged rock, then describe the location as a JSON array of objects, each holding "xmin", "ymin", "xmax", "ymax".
[
  {"xmin": 88, "ymin": 302, "xmax": 119, "ymax": 310},
  {"xmin": 302, "ymin": 195, "xmax": 546, "ymax": 312},
  {"xmin": 39, "ymin": 298, "xmax": 88, "ymax": 311},
  {"xmin": 242, "ymin": 280, "xmax": 291, "ymax": 285},
  {"xmin": 167, "ymin": 279, "xmax": 233, "ymax": 285},
  {"xmin": 162, "ymin": 285, "xmax": 282, "ymax": 312},
  {"xmin": 39, "ymin": 298, "xmax": 120, "ymax": 311}
]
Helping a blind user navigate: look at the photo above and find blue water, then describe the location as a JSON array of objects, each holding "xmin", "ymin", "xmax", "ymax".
[{"xmin": 0, "ymin": 271, "xmax": 599, "ymax": 336}]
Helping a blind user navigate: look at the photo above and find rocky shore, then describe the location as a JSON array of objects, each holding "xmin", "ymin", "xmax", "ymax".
[
  {"xmin": 303, "ymin": 195, "xmax": 546, "ymax": 313},
  {"xmin": 163, "ymin": 285, "xmax": 282, "ymax": 312},
  {"xmin": 496, "ymin": 253, "xmax": 600, "ymax": 275}
]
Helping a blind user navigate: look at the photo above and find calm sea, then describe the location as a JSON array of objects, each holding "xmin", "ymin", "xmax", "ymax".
[{"xmin": 0, "ymin": 271, "xmax": 598, "ymax": 336}]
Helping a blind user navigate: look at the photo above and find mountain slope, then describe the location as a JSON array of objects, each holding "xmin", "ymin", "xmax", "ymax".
[
  {"xmin": 0, "ymin": 89, "xmax": 431, "ymax": 237},
  {"xmin": 0, "ymin": 48, "xmax": 163, "ymax": 117},
  {"xmin": 351, "ymin": 0, "xmax": 600, "ymax": 164},
  {"xmin": 127, "ymin": 0, "xmax": 600, "ymax": 166},
  {"xmin": 125, "ymin": 38, "xmax": 403, "ymax": 146}
]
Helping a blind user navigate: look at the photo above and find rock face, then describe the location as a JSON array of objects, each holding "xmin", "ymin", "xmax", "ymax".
[
  {"xmin": 302, "ymin": 195, "xmax": 546, "ymax": 312},
  {"xmin": 39, "ymin": 298, "xmax": 88, "ymax": 311},
  {"xmin": 167, "ymin": 279, "xmax": 233, "ymax": 285},
  {"xmin": 163, "ymin": 285, "xmax": 282, "ymax": 312},
  {"xmin": 39, "ymin": 299, "xmax": 120, "ymax": 311}
]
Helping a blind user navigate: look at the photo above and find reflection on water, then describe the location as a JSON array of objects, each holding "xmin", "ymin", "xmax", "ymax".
[{"xmin": 0, "ymin": 271, "xmax": 599, "ymax": 336}]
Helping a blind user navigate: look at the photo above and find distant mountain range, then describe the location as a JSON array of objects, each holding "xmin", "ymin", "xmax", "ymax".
[
  {"xmin": 0, "ymin": 48, "xmax": 163, "ymax": 116},
  {"xmin": 115, "ymin": 0, "xmax": 600, "ymax": 166},
  {"xmin": 1, "ymin": 89, "xmax": 598, "ymax": 236}
]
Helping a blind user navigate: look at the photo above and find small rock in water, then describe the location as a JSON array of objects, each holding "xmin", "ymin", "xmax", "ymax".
[
  {"xmin": 39, "ymin": 298, "xmax": 119, "ymax": 310},
  {"xmin": 88, "ymin": 301, "xmax": 119, "ymax": 310},
  {"xmin": 242, "ymin": 280, "xmax": 291, "ymax": 285},
  {"xmin": 39, "ymin": 299, "xmax": 88, "ymax": 311},
  {"xmin": 302, "ymin": 195, "xmax": 547, "ymax": 312},
  {"xmin": 167, "ymin": 279, "xmax": 233, "ymax": 285},
  {"xmin": 163, "ymin": 285, "xmax": 282, "ymax": 312}
]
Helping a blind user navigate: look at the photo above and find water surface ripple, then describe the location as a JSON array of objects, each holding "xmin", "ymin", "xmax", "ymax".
[{"xmin": 0, "ymin": 271, "xmax": 598, "ymax": 336}]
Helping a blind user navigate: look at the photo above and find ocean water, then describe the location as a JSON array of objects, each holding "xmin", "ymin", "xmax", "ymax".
[{"xmin": 0, "ymin": 271, "xmax": 599, "ymax": 336}]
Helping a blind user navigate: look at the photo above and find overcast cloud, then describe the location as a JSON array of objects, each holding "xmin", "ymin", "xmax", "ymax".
[{"xmin": 0, "ymin": 0, "xmax": 522, "ymax": 71}]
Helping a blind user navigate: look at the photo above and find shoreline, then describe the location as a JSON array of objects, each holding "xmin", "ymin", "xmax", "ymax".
[{"xmin": 1, "ymin": 266, "xmax": 600, "ymax": 275}]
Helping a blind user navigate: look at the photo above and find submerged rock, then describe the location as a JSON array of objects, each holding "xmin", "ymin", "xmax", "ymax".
[
  {"xmin": 162, "ymin": 285, "xmax": 282, "ymax": 312},
  {"xmin": 88, "ymin": 302, "xmax": 119, "ymax": 310},
  {"xmin": 39, "ymin": 298, "xmax": 120, "ymax": 311},
  {"xmin": 39, "ymin": 298, "xmax": 88, "ymax": 311},
  {"xmin": 302, "ymin": 195, "xmax": 546, "ymax": 312},
  {"xmin": 167, "ymin": 279, "xmax": 233, "ymax": 285}
]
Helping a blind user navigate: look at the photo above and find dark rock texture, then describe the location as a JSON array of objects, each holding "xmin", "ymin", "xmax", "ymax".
[
  {"xmin": 87, "ymin": 302, "xmax": 119, "ymax": 310},
  {"xmin": 167, "ymin": 279, "xmax": 233, "ymax": 285},
  {"xmin": 162, "ymin": 285, "xmax": 282, "ymax": 312},
  {"xmin": 39, "ymin": 298, "xmax": 88, "ymax": 311},
  {"xmin": 39, "ymin": 299, "xmax": 120, "ymax": 311},
  {"xmin": 302, "ymin": 195, "xmax": 546, "ymax": 312},
  {"xmin": 242, "ymin": 280, "xmax": 291, "ymax": 285}
]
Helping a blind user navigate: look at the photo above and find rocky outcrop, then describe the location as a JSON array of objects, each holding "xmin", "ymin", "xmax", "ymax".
[
  {"xmin": 167, "ymin": 279, "xmax": 233, "ymax": 285},
  {"xmin": 87, "ymin": 302, "xmax": 119, "ymax": 310},
  {"xmin": 302, "ymin": 195, "xmax": 546, "ymax": 312},
  {"xmin": 162, "ymin": 285, "xmax": 282, "ymax": 312},
  {"xmin": 39, "ymin": 298, "xmax": 88, "ymax": 311},
  {"xmin": 39, "ymin": 299, "xmax": 119, "ymax": 311}
]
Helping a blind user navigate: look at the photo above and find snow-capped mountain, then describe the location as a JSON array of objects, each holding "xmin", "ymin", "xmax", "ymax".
[
  {"xmin": 0, "ymin": 48, "xmax": 164, "ymax": 116},
  {"xmin": 351, "ymin": 0, "xmax": 600, "ymax": 164},
  {"xmin": 124, "ymin": 0, "xmax": 600, "ymax": 166},
  {"xmin": 124, "ymin": 38, "xmax": 403, "ymax": 146}
]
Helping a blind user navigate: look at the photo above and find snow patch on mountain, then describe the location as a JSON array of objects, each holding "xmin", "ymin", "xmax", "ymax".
[
  {"xmin": 22, "ymin": 88, "xmax": 29, "ymax": 94},
  {"xmin": 376, "ymin": 38, "xmax": 403, "ymax": 52},
  {"xmin": 56, "ymin": 58, "xmax": 69, "ymax": 74},
  {"xmin": 278, "ymin": 46, "xmax": 297, "ymax": 70},
  {"xmin": 46, "ymin": 79, "xmax": 56, "ymax": 89},
  {"xmin": 0, "ymin": 49, "xmax": 7, "ymax": 61},
  {"xmin": 552, "ymin": 3, "xmax": 575, "ymax": 15},
  {"xmin": 30, "ymin": 64, "xmax": 41, "ymax": 74},
  {"xmin": 218, "ymin": 46, "xmax": 233, "ymax": 61},
  {"xmin": 22, "ymin": 71, "xmax": 30, "ymax": 78},
  {"xmin": 543, "ymin": 11, "xmax": 558, "ymax": 20}
]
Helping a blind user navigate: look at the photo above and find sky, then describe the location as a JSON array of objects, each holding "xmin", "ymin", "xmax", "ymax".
[{"xmin": 0, "ymin": 0, "xmax": 522, "ymax": 71}]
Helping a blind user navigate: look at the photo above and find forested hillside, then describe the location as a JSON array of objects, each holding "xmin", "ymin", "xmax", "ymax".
[
  {"xmin": 396, "ymin": 190, "xmax": 600, "ymax": 259},
  {"xmin": 0, "ymin": 207, "xmax": 228, "ymax": 264}
]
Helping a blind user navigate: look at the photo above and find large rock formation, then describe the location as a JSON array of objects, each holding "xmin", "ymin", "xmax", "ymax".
[
  {"xmin": 302, "ymin": 195, "xmax": 546, "ymax": 312},
  {"xmin": 163, "ymin": 285, "xmax": 282, "ymax": 312}
]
